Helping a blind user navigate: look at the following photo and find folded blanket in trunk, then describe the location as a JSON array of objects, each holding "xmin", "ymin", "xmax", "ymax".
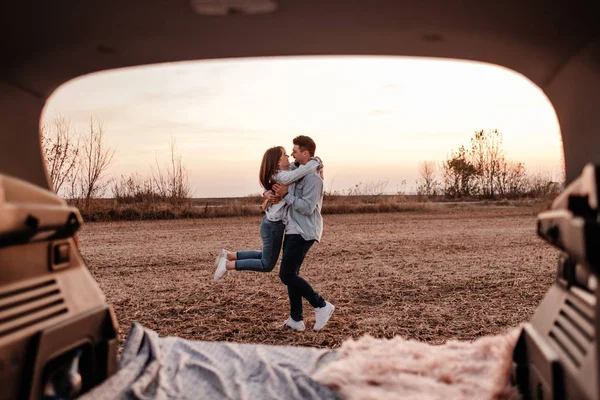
[{"xmin": 80, "ymin": 323, "xmax": 341, "ymax": 400}]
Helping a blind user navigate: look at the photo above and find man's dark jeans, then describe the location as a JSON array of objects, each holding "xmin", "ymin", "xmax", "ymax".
[{"xmin": 279, "ymin": 234, "xmax": 325, "ymax": 322}]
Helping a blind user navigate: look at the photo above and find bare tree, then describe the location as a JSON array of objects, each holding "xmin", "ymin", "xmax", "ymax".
[
  {"xmin": 416, "ymin": 161, "xmax": 440, "ymax": 197},
  {"xmin": 470, "ymin": 129, "xmax": 504, "ymax": 198},
  {"xmin": 40, "ymin": 116, "xmax": 80, "ymax": 195},
  {"xmin": 79, "ymin": 117, "xmax": 115, "ymax": 210}
]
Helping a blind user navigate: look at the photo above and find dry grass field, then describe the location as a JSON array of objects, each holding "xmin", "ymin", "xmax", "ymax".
[{"xmin": 78, "ymin": 204, "xmax": 557, "ymax": 350}]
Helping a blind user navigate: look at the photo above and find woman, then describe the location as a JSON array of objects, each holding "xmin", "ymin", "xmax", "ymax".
[{"xmin": 213, "ymin": 146, "xmax": 322, "ymax": 280}]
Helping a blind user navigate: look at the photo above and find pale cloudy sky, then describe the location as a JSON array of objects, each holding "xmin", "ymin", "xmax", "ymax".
[{"xmin": 42, "ymin": 56, "xmax": 562, "ymax": 198}]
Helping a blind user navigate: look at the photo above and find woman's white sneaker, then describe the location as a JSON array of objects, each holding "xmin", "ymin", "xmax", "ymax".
[
  {"xmin": 313, "ymin": 301, "xmax": 335, "ymax": 331},
  {"xmin": 283, "ymin": 317, "xmax": 306, "ymax": 331},
  {"xmin": 214, "ymin": 248, "xmax": 229, "ymax": 268},
  {"xmin": 213, "ymin": 257, "xmax": 228, "ymax": 281}
]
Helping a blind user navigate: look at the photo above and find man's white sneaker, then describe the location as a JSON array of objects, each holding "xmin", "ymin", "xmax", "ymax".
[
  {"xmin": 283, "ymin": 317, "xmax": 306, "ymax": 331},
  {"xmin": 313, "ymin": 301, "xmax": 335, "ymax": 331},
  {"xmin": 214, "ymin": 248, "xmax": 229, "ymax": 268},
  {"xmin": 213, "ymin": 257, "xmax": 228, "ymax": 281}
]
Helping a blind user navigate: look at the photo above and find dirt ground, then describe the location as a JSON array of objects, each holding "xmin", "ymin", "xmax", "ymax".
[{"xmin": 78, "ymin": 206, "xmax": 557, "ymax": 350}]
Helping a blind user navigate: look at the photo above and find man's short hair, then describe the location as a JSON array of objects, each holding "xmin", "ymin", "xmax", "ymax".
[{"xmin": 293, "ymin": 135, "xmax": 316, "ymax": 157}]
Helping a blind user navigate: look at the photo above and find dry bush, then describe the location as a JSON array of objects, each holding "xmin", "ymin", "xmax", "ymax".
[
  {"xmin": 151, "ymin": 137, "xmax": 191, "ymax": 204},
  {"xmin": 345, "ymin": 180, "xmax": 389, "ymax": 197},
  {"xmin": 110, "ymin": 137, "xmax": 193, "ymax": 207},
  {"xmin": 416, "ymin": 161, "xmax": 440, "ymax": 197},
  {"xmin": 524, "ymin": 171, "xmax": 563, "ymax": 199},
  {"xmin": 112, "ymin": 173, "xmax": 160, "ymax": 204},
  {"xmin": 496, "ymin": 160, "xmax": 528, "ymax": 198}
]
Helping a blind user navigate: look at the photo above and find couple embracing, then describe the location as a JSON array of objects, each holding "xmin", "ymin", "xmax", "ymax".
[{"xmin": 213, "ymin": 135, "xmax": 335, "ymax": 332}]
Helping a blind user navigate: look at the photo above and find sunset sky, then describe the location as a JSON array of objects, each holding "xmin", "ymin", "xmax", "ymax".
[{"xmin": 42, "ymin": 56, "xmax": 563, "ymax": 198}]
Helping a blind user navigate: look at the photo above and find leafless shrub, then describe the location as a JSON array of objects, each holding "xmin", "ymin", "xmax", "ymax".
[
  {"xmin": 112, "ymin": 173, "xmax": 159, "ymax": 204},
  {"xmin": 525, "ymin": 171, "xmax": 562, "ymax": 198},
  {"xmin": 396, "ymin": 179, "xmax": 408, "ymax": 196},
  {"xmin": 151, "ymin": 137, "xmax": 191, "ymax": 204},
  {"xmin": 495, "ymin": 160, "xmax": 528, "ymax": 198},
  {"xmin": 346, "ymin": 180, "xmax": 389, "ymax": 197},
  {"xmin": 416, "ymin": 161, "xmax": 440, "ymax": 197}
]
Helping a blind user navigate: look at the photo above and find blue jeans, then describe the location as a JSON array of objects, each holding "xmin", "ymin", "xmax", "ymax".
[{"xmin": 235, "ymin": 217, "xmax": 285, "ymax": 272}]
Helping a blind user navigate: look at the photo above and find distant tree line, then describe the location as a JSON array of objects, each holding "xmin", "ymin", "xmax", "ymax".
[
  {"xmin": 416, "ymin": 129, "xmax": 564, "ymax": 199},
  {"xmin": 44, "ymin": 118, "xmax": 561, "ymax": 212}
]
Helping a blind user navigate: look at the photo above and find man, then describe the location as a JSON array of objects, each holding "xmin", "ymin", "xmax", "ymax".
[{"xmin": 270, "ymin": 135, "xmax": 335, "ymax": 332}]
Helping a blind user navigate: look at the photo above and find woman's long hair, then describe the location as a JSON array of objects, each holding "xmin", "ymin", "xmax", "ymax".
[{"xmin": 259, "ymin": 146, "xmax": 285, "ymax": 191}]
